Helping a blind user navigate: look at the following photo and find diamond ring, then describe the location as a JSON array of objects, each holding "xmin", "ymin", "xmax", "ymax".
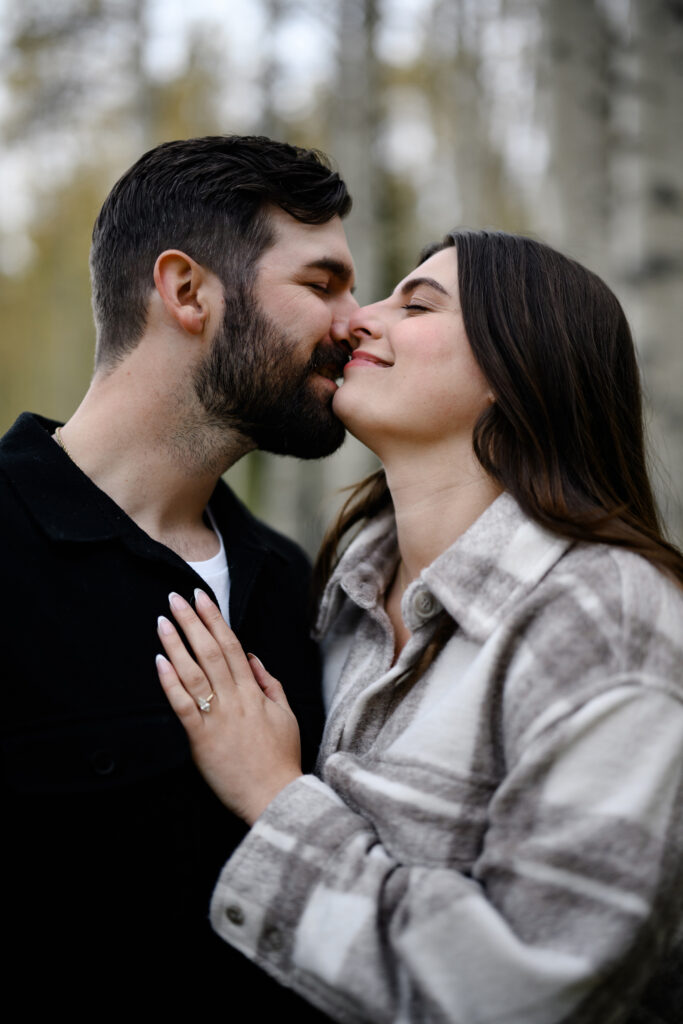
[{"xmin": 197, "ymin": 691, "xmax": 216, "ymax": 713}]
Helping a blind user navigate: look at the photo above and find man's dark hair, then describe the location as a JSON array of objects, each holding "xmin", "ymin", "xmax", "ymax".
[{"xmin": 90, "ymin": 135, "xmax": 352, "ymax": 368}]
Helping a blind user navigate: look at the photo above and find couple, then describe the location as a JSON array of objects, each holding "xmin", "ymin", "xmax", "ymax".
[{"xmin": 3, "ymin": 135, "xmax": 683, "ymax": 1021}]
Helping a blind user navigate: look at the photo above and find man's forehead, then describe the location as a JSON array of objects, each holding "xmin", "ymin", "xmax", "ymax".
[{"xmin": 262, "ymin": 205, "xmax": 355, "ymax": 281}]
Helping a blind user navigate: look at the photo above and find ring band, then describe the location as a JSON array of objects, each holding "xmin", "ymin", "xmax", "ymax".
[{"xmin": 197, "ymin": 691, "xmax": 216, "ymax": 713}]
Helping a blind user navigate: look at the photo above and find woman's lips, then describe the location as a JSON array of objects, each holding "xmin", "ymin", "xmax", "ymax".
[{"xmin": 345, "ymin": 350, "xmax": 392, "ymax": 370}]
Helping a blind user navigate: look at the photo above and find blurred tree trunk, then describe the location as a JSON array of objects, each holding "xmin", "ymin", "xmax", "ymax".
[
  {"xmin": 259, "ymin": 0, "xmax": 287, "ymax": 140},
  {"xmin": 430, "ymin": 0, "xmax": 489, "ymax": 231},
  {"xmin": 420, "ymin": 0, "xmax": 518, "ymax": 240},
  {"xmin": 535, "ymin": 0, "xmax": 611, "ymax": 276},
  {"xmin": 329, "ymin": 0, "xmax": 381, "ymax": 307},
  {"xmin": 610, "ymin": 0, "xmax": 683, "ymax": 543}
]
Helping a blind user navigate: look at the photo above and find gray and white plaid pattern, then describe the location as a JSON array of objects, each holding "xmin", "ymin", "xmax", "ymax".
[{"xmin": 212, "ymin": 493, "xmax": 683, "ymax": 1023}]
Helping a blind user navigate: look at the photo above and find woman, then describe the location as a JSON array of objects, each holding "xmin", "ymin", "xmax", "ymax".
[{"xmin": 156, "ymin": 230, "xmax": 683, "ymax": 1023}]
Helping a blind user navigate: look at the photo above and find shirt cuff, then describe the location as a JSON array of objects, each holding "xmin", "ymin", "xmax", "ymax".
[{"xmin": 210, "ymin": 774, "xmax": 348, "ymax": 965}]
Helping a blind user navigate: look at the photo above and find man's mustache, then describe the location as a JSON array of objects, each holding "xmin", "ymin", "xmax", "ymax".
[{"xmin": 307, "ymin": 343, "xmax": 349, "ymax": 378}]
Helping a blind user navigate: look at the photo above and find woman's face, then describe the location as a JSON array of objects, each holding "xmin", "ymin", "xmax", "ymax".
[{"xmin": 333, "ymin": 247, "xmax": 492, "ymax": 456}]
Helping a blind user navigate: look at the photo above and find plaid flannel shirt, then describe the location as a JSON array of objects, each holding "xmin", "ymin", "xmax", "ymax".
[{"xmin": 211, "ymin": 492, "xmax": 683, "ymax": 1023}]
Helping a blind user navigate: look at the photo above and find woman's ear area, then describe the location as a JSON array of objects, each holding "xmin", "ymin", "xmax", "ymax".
[{"xmin": 153, "ymin": 249, "xmax": 222, "ymax": 336}]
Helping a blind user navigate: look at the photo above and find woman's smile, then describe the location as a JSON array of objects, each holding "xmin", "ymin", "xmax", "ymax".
[
  {"xmin": 333, "ymin": 248, "xmax": 492, "ymax": 456},
  {"xmin": 344, "ymin": 349, "xmax": 393, "ymax": 369}
]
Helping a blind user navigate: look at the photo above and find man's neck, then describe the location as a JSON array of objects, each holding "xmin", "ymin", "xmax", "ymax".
[{"xmin": 57, "ymin": 358, "xmax": 254, "ymax": 559}]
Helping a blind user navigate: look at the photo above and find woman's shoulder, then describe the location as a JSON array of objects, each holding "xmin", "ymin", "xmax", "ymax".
[
  {"xmin": 503, "ymin": 540, "xmax": 683, "ymax": 707},
  {"xmin": 496, "ymin": 541, "xmax": 683, "ymax": 761},
  {"xmin": 544, "ymin": 539, "xmax": 682, "ymax": 631}
]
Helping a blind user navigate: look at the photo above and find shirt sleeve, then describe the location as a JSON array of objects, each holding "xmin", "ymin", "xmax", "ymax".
[{"xmin": 210, "ymin": 682, "xmax": 683, "ymax": 1024}]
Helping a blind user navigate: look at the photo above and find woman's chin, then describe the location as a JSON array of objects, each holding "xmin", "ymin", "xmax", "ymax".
[
  {"xmin": 333, "ymin": 388, "xmax": 389, "ymax": 457},
  {"xmin": 331, "ymin": 386, "xmax": 354, "ymax": 424}
]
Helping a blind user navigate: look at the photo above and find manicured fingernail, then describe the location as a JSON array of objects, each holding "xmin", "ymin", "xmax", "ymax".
[
  {"xmin": 157, "ymin": 615, "xmax": 174, "ymax": 635},
  {"xmin": 247, "ymin": 653, "xmax": 264, "ymax": 669},
  {"xmin": 194, "ymin": 588, "xmax": 212, "ymax": 608},
  {"xmin": 169, "ymin": 592, "xmax": 188, "ymax": 611},
  {"xmin": 156, "ymin": 653, "xmax": 171, "ymax": 672}
]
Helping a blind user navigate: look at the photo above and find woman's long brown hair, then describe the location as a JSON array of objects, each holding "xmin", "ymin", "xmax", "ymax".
[{"xmin": 314, "ymin": 231, "xmax": 683, "ymax": 655}]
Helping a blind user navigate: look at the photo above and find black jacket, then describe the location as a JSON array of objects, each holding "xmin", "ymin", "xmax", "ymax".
[{"xmin": 1, "ymin": 412, "xmax": 327, "ymax": 1015}]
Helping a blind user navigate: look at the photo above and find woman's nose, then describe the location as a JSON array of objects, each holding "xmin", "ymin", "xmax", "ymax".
[{"xmin": 348, "ymin": 305, "xmax": 384, "ymax": 344}]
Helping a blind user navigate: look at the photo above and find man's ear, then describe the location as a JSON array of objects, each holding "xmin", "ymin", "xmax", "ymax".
[{"xmin": 153, "ymin": 250, "xmax": 212, "ymax": 336}]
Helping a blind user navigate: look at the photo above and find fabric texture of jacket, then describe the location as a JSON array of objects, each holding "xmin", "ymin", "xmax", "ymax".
[
  {"xmin": 210, "ymin": 491, "xmax": 683, "ymax": 1024},
  {"xmin": 0, "ymin": 411, "xmax": 328, "ymax": 1017}
]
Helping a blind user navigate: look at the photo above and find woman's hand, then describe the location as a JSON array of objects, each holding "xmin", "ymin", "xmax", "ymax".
[{"xmin": 155, "ymin": 588, "xmax": 303, "ymax": 825}]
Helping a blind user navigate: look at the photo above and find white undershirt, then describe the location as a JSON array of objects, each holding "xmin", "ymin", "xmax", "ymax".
[{"xmin": 186, "ymin": 508, "xmax": 231, "ymax": 625}]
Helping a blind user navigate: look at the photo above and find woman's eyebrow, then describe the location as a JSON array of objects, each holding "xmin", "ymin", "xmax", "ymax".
[{"xmin": 398, "ymin": 275, "xmax": 450, "ymax": 298}]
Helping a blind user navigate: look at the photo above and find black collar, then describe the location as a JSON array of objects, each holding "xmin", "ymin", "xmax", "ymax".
[{"xmin": 0, "ymin": 412, "xmax": 294, "ymax": 564}]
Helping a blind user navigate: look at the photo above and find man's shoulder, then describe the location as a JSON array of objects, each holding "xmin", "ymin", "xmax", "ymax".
[
  {"xmin": 0, "ymin": 411, "xmax": 59, "ymax": 484},
  {"xmin": 1, "ymin": 410, "xmax": 57, "ymax": 454},
  {"xmin": 0, "ymin": 412, "xmax": 51, "ymax": 510}
]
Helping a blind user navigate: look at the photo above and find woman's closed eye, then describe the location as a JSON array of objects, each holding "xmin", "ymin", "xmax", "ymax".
[{"xmin": 402, "ymin": 302, "xmax": 431, "ymax": 313}]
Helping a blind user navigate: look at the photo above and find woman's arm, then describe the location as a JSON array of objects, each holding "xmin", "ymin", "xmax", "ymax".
[{"xmin": 157, "ymin": 589, "xmax": 683, "ymax": 1024}]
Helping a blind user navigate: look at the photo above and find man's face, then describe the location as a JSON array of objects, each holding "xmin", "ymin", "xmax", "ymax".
[{"xmin": 193, "ymin": 208, "xmax": 358, "ymax": 458}]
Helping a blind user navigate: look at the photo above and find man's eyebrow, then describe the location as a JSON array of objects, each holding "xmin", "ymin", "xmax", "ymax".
[
  {"xmin": 398, "ymin": 275, "xmax": 450, "ymax": 298},
  {"xmin": 303, "ymin": 257, "xmax": 355, "ymax": 288}
]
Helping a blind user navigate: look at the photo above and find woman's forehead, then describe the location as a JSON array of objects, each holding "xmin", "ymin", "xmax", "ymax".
[{"xmin": 394, "ymin": 247, "xmax": 458, "ymax": 297}]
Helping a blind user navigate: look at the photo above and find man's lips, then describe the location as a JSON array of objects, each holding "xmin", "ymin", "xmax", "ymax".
[
  {"xmin": 345, "ymin": 350, "xmax": 392, "ymax": 369},
  {"xmin": 309, "ymin": 344, "xmax": 349, "ymax": 383},
  {"xmin": 313, "ymin": 366, "xmax": 341, "ymax": 382}
]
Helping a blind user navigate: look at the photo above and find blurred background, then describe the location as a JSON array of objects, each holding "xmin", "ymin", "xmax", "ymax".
[{"xmin": 1, "ymin": 0, "xmax": 681, "ymax": 552}]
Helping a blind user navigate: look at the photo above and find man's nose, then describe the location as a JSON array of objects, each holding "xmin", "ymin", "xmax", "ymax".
[{"xmin": 331, "ymin": 292, "xmax": 361, "ymax": 350}]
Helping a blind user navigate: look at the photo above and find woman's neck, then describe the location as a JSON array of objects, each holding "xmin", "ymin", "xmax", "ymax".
[{"xmin": 383, "ymin": 444, "xmax": 502, "ymax": 586}]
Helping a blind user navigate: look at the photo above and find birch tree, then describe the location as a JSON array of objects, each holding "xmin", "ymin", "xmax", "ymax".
[
  {"xmin": 610, "ymin": 0, "xmax": 683, "ymax": 542},
  {"xmin": 535, "ymin": 0, "xmax": 612, "ymax": 275}
]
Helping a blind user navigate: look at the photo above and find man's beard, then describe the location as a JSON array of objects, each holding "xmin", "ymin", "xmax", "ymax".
[{"xmin": 192, "ymin": 286, "xmax": 348, "ymax": 459}]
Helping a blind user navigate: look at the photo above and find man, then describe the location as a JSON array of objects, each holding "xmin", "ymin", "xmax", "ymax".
[{"xmin": 0, "ymin": 136, "xmax": 357, "ymax": 1012}]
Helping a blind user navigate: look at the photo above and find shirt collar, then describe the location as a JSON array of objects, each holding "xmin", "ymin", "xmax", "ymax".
[
  {"xmin": 0, "ymin": 412, "xmax": 292, "ymax": 561},
  {"xmin": 1, "ymin": 412, "xmax": 125, "ymax": 543},
  {"xmin": 316, "ymin": 491, "xmax": 571, "ymax": 644}
]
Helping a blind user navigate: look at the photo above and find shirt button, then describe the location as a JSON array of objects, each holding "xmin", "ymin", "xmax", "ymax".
[
  {"xmin": 413, "ymin": 590, "xmax": 437, "ymax": 620},
  {"xmin": 225, "ymin": 904, "xmax": 244, "ymax": 926}
]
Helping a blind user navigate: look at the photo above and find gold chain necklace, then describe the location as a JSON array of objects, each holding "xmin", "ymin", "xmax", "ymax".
[{"xmin": 54, "ymin": 426, "xmax": 75, "ymax": 462}]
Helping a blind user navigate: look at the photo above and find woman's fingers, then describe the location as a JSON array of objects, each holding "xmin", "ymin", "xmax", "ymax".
[
  {"xmin": 247, "ymin": 654, "xmax": 290, "ymax": 709},
  {"xmin": 155, "ymin": 652, "xmax": 203, "ymax": 730},
  {"xmin": 191, "ymin": 589, "xmax": 257, "ymax": 686},
  {"xmin": 168, "ymin": 590, "xmax": 253, "ymax": 686},
  {"xmin": 162, "ymin": 590, "xmax": 262, "ymax": 709},
  {"xmin": 157, "ymin": 608, "xmax": 220, "ymax": 712}
]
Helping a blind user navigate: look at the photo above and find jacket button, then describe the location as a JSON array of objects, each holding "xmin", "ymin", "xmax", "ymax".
[
  {"xmin": 90, "ymin": 750, "xmax": 116, "ymax": 776},
  {"xmin": 413, "ymin": 590, "xmax": 437, "ymax": 620},
  {"xmin": 225, "ymin": 904, "xmax": 244, "ymax": 926}
]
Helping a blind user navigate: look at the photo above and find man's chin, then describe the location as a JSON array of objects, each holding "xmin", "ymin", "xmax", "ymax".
[
  {"xmin": 250, "ymin": 398, "xmax": 347, "ymax": 459},
  {"xmin": 255, "ymin": 421, "xmax": 347, "ymax": 460}
]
